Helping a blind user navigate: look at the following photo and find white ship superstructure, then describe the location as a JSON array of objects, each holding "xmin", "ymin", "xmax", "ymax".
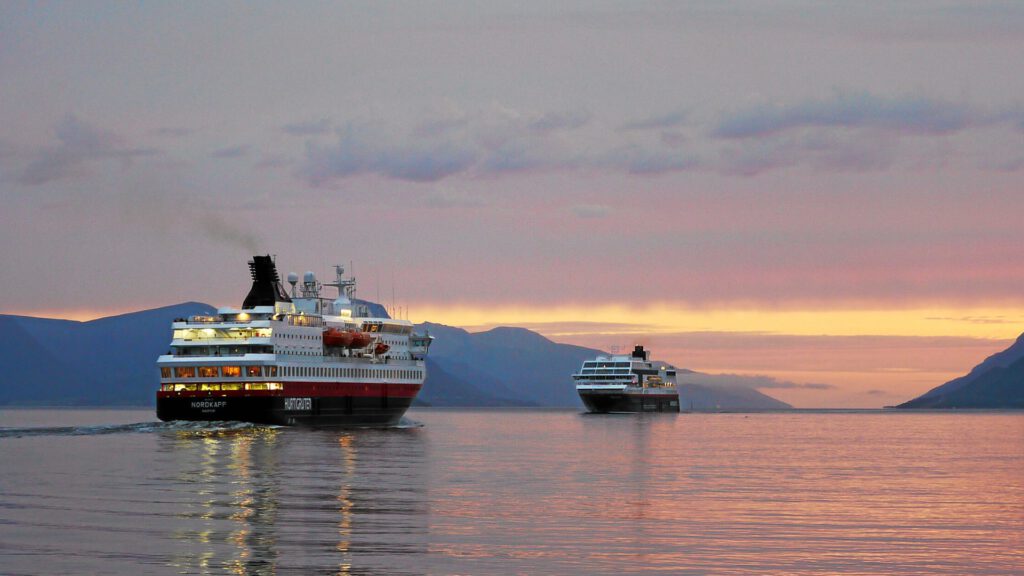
[{"xmin": 156, "ymin": 255, "xmax": 430, "ymax": 426}]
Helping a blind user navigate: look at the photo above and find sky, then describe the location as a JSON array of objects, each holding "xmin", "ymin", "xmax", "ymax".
[{"xmin": 2, "ymin": 1, "xmax": 1024, "ymax": 407}]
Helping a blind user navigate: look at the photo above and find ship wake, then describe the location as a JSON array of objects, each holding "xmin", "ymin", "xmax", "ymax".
[
  {"xmin": 0, "ymin": 417, "xmax": 422, "ymax": 438},
  {"xmin": 0, "ymin": 420, "xmax": 272, "ymax": 439}
]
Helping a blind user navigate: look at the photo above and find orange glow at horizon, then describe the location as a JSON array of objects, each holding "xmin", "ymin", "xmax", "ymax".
[
  {"xmin": 408, "ymin": 302, "xmax": 1024, "ymax": 407},
  {"xmin": 7, "ymin": 301, "xmax": 1023, "ymax": 408},
  {"xmin": 409, "ymin": 303, "xmax": 1024, "ymax": 340},
  {"xmin": 0, "ymin": 308, "xmax": 135, "ymax": 322}
]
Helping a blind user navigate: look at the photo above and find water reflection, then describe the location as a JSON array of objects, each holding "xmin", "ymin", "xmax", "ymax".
[
  {"xmin": 158, "ymin": 427, "xmax": 427, "ymax": 575},
  {"xmin": 2, "ymin": 410, "xmax": 1020, "ymax": 575}
]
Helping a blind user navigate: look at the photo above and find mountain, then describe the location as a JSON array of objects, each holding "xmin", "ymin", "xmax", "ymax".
[
  {"xmin": 415, "ymin": 358, "xmax": 528, "ymax": 407},
  {"xmin": 0, "ymin": 302, "xmax": 216, "ymax": 406},
  {"xmin": 0, "ymin": 305, "xmax": 791, "ymax": 410},
  {"xmin": 417, "ymin": 322, "xmax": 791, "ymax": 409},
  {"xmin": 898, "ymin": 334, "xmax": 1024, "ymax": 409},
  {"xmin": 677, "ymin": 383, "xmax": 792, "ymax": 411},
  {"xmin": 417, "ymin": 323, "xmax": 597, "ymax": 407}
]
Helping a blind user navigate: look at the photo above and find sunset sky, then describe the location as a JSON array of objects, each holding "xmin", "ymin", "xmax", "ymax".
[{"xmin": 2, "ymin": 2, "xmax": 1023, "ymax": 407}]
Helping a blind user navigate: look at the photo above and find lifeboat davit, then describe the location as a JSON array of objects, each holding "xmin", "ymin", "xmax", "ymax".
[
  {"xmin": 323, "ymin": 327, "xmax": 354, "ymax": 347},
  {"xmin": 374, "ymin": 343, "xmax": 390, "ymax": 355},
  {"xmin": 348, "ymin": 332, "xmax": 373, "ymax": 349}
]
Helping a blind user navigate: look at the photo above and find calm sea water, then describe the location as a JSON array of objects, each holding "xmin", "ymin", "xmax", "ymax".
[{"xmin": 0, "ymin": 408, "xmax": 1021, "ymax": 575}]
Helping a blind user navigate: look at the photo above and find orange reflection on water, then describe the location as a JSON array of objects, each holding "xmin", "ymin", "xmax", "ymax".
[{"xmin": 416, "ymin": 410, "xmax": 1024, "ymax": 575}]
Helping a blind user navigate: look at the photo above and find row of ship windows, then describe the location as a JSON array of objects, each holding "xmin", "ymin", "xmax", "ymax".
[
  {"xmin": 163, "ymin": 366, "xmax": 279, "ymax": 378},
  {"xmin": 162, "ymin": 365, "xmax": 422, "ymax": 380},
  {"xmin": 160, "ymin": 382, "xmax": 284, "ymax": 392},
  {"xmin": 364, "ymin": 322, "xmax": 413, "ymax": 335},
  {"xmin": 280, "ymin": 366, "xmax": 422, "ymax": 380},
  {"xmin": 172, "ymin": 346, "xmax": 273, "ymax": 356}
]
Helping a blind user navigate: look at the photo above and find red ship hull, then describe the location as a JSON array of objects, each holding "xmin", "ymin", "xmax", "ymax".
[{"xmin": 156, "ymin": 381, "xmax": 421, "ymax": 426}]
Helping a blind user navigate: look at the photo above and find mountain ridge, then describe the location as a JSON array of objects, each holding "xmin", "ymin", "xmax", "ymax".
[
  {"xmin": 897, "ymin": 332, "xmax": 1024, "ymax": 408},
  {"xmin": 0, "ymin": 303, "xmax": 791, "ymax": 410}
]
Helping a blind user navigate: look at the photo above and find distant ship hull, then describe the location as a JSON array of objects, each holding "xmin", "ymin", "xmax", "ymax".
[
  {"xmin": 156, "ymin": 382, "xmax": 420, "ymax": 427},
  {"xmin": 579, "ymin": 391, "xmax": 680, "ymax": 414}
]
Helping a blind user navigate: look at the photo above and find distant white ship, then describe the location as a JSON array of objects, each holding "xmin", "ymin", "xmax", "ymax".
[{"xmin": 573, "ymin": 345, "xmax": 680, "ymax": 413}]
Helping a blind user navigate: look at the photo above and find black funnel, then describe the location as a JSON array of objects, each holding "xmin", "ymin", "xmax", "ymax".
[{"xmin": 242, "ymin": 255, "xmax": 292, "ymax": 309}]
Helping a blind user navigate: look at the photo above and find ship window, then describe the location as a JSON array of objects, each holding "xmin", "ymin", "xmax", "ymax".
[
  {"xmin": 221, "ymin": 383, "xmax": 242, "ymax": 391},
  {"xmin": 160, "ymin": 367, "xmax": 171, "ymax": 378},
  {"xmin": 198, "ymin": 366, "xmax": 218, "ymax": 378},
  {"xmin": 247, "ymin": 382, "xmax": 268, "ymax": 391},
  {"xmin": 267, "ymin": 366, "xmax": 277, "ymax": 377},
  {"xmin": 200, "ymin": 383, "xmax": 221, "ymax": 391},
  {"xmin": 173, "ymin": 383, "xmax": 196, "ymax": 391},
  {"xmin": 175, "ymin": 366, "xmax": 196, "ymax": 378},
  {"xmin": 247, "ymin": 366, "xmax": 262, "ymax": 377},
  {"xmin": 268, "ymin": 382, "xmax": 283, "ymax": 391},
  {"xmin": 222, "ymin": 366, "xmax": 241, "ymax": 377}
]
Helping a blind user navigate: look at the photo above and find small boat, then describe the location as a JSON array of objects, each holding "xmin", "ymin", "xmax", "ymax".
[
  {"xmin": 348, "ymin": 332, "xmax": 373, "ymax": 349},
  {"xmin": 323, "ymin": 327, "xmax": 354, "ymax": 347}
]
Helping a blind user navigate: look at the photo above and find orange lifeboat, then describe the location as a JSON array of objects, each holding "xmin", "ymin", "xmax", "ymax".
[
  {"xmin": 348, "ymin": 332, "xmax": 373, "ymax": 348},
  {"xmin": 374, "ymin": 343, "xmax": 390, "ymax": 355},
  {"xmin": 323, "ymin": 327, "xmax": 354, "ymax": 347}
]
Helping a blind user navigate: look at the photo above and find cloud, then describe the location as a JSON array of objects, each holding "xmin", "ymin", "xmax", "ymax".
[
  {"xmin": 282, "ymin": 118, "xmax": 333, "ymax": 136},
  {"xmin": 297, "ymin": 107, "xmax": 697, "ymax": 186},
  {"xmin": 620, "ymin": 110, "xmax": 688, "ymax": 131},
  {"xmin": 18, "ymin": 114, "xmax": 159, "ymax": 186},
  {"xmin": 716, "ymin": 128, "xmax": 898, "ymax": 176},
  {"xmin": 153, "ymin": 127, "xmax": 193, "ymax": 138},
  {"xmin": 301, "ymin": 122, "xmax": 479, "ymax": 184},
  {"xmin": 478, "ymin": 321, "xmax": 653, "ymax": 335},
  {"xmin": 864, "ymin": 389, "xmax": 889, "ymax": 396},
  {"xmin": 528, "ymin": 110, "xmax": 592, "ymax": 132},
  {"xmin": 608, "ymin": 145, "xmax": 699, "ymax": 174},
  {"xmin": 255, "ymin": 154, "xmax": 294, "ymax": 170},
  {"xmin": 714, "ymin": 92, "xmax": 981, "ymax": 138},
  {"xmin": 210, "ymin": 145, "xmax": 251, "ymax": 159},
  {"xmin": 680, "ymin": 371, "xmax": 836, "ymax": 390},
  {"xmin": 571, "ymin": 204, "xmax": 611, "ymax": 219},
  {"xmin": 925, "ymin": 315, "xmax": 1019, "ymax": 325},
  {"xmin": 292, "ymin": 92, "xmax": 1015, "ymax": 184},
  {"xmin": 986, "ymin": 156, "xmax": 1024, "ymax": 172},
  {"xmin": 422, "ymin": 187, "xmax": 488, "ymax": 209}
]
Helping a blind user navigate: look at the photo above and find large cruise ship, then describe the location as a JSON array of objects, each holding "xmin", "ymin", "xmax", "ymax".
[
  {"xmin": 573, "ymin": 345, "xmax": 680, "ymax": 413},
  {"xmin": 156, "ymin": 255, "xmax": 431, "ymax": 426}
]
